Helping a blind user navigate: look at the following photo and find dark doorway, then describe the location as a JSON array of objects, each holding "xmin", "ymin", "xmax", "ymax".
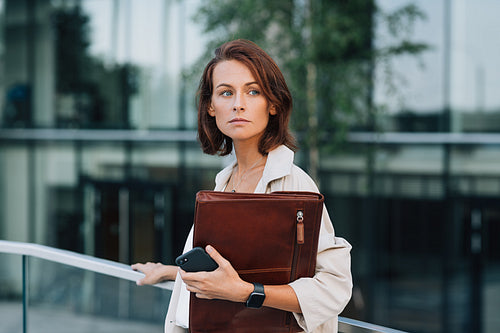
[{"xmin": 83, "ymin": 178, "xmax": 177, "ymax": 265}]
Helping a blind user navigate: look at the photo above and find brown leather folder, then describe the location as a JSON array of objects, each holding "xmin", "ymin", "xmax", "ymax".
[{"xmin": 189, "ymin": 190, "xmax": 324, "ymax": 333}]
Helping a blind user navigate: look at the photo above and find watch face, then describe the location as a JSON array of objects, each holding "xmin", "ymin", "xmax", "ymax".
[{"xmin": 247, "ymin": 291, "xmax": 266, "ymax": 308}]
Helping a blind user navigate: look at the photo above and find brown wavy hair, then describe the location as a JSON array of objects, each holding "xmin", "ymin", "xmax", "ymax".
[{"xmin": 197, "ymin": 39, "xmax": 296, "ymax": 156}]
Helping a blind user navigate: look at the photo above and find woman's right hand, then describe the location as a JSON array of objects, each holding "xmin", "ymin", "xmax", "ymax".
[{"xmin": 131, "ymin": 263, "xmax": 178, "ymax": 286}]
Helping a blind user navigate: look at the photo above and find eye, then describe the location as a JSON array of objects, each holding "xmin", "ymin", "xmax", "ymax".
[
  {"xmin": 221, "ymin": 90, "xmax": 232, "ymax": 97},
  {"xmin": 248, "ymin": 89, "xmax": 260, "ymax": 96}
]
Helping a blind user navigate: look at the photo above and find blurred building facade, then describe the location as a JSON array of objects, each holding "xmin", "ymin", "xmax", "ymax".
[{"xmin": 0, "ymin": 1, "xmax": 499, "ymax": 332}]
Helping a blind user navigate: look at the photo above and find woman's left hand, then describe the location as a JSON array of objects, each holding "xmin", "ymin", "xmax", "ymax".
[{"xmin": 179, "ymin": 245, "xmax": 253, "ymax": 303}]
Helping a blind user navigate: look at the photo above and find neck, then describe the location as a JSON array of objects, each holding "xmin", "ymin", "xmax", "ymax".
[
  {"xmin": 228, "ymin": 144, "xmax": 267, "ymax": 193},
  {"xmin": 233, "ymin": 143, "xmax": 264, "ymax": 171}
]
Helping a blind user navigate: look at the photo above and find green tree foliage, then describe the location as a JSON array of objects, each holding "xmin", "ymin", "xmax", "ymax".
[
  {"xmin": 191, "ymin": 0, "xmax": 428, "ymax": 173},
  {"xmin": 53, "ymin": 6, "xmax": 92, "ymax": 93}
]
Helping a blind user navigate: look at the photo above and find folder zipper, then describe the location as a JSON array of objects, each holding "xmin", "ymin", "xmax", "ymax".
[
  {"xmin": 291, "ymin": 210, "xmax": 304, "ymax": 280},
  {"xmin": 296, "ymin": 210, "xmax": 304, "ymax": 244},
  {"xmin": 287, "ymin": 209, "xmax": 304, "ymax": 328}
]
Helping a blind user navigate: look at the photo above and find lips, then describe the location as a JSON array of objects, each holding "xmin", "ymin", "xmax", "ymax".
[{"xmin": 229, "ymin": 118, "xmax": 250, "ymax": 123}]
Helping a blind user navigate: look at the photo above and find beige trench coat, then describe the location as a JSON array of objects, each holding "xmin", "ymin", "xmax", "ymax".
[{"xmin": 165, "ymin": 145, "xmax": 352, "ymax": 333}]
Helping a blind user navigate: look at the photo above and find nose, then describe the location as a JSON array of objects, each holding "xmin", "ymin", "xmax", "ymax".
[{"xmin": 232, "ymin": 93, "xmax": 245, "ymax": 111}]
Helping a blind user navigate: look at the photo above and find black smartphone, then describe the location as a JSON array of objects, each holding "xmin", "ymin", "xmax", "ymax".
[{"xmin": 175, "ymin": 247, "xmax": 218, "ymax": 272}]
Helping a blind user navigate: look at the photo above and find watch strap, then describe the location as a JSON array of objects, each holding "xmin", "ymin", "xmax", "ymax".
[
  {"xmin": 246, "ymin": 282, "xmax": 265, "ymax": 308},
  {"xmin": 252, "ymin": 282, "xmax": 264, "ymax": 294}
]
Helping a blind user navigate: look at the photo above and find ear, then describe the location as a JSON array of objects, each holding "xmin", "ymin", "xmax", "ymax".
[
  {"xmin": 269, "ymin": 105, "xmax": 277, "ymax": 116},
  {"xmin": 208, "ymin": 105, "xmax": 216, "ymax": 117}
]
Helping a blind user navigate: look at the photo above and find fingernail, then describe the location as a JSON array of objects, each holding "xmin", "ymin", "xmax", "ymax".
[{"xmin": 206, "ymin": 245, "xmax": 213, "ymax": 253}]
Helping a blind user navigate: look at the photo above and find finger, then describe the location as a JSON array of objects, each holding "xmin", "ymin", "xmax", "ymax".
[
  {"xmin": 195, "ymin": 293, "xmax": 210, "ymax": 299},
  {"xmin": 178, "ymin": 268, "xmax": 188, "ymax": 280},
  {"xmin": 205, "ymin": 245, "xmax": 229, "ymax": 267},
  {"xmin": 137, "ymin": 273, "xmax": 155, "ymax": 286},
  {"xmin": 180, "ymin": 271, "xmax": 206, "ymax": 286},
  {"xmin": 132, "ymin": 264, "xmax": 147, "ymax": 285},
  {"xmin": 179, "ymin": 270, "xmax": 196, "ymax": 285},
  {"xmin": 185, "ymin": 281, "xmax": 206, "ymax": 296}
]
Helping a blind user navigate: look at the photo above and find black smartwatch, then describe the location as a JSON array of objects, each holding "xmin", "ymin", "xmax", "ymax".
[{"xmin": 246, "ymin": 282, "xmax": 266, "ymax": 308}]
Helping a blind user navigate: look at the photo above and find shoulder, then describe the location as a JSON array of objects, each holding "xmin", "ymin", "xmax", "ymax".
[{"xmin": 279, "ymin": 164, "xmax": 320, "ymax": 193}]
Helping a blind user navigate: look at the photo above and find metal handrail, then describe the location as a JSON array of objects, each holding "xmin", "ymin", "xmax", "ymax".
[
  {"xmin": 0, "ymin": 240, "xmax": 407, "ymax": 333},
  {"xmin": 338, "ymin": 317, "xmax": 408, "ymax": 333},
  {"xmin": 0, "ymin": 240, "xmax": 173, "ymax": 290}
]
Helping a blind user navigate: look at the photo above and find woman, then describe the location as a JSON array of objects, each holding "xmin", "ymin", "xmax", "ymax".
[{"xmin": 132, "ymin": 39, "xmax": 352, "ymax": 333}]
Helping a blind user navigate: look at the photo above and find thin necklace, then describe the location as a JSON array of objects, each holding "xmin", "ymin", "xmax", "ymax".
[{"xmin": 230, "ymin": 155, "xmax": 265, "ymax": 192}]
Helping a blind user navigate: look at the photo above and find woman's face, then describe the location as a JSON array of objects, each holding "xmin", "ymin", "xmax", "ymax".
[{"xmin": 209, "ymin": 60, "xmax": 276, "ymax": 147}]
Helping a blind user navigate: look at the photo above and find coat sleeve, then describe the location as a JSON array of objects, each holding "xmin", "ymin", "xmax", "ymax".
[
  {"xmin": 288, "ymin": 206, "xmax": 352, "ymax": 332},
  {"xmin": 276, "ymin": 167, "xmax": 353, "ymax": 332}
]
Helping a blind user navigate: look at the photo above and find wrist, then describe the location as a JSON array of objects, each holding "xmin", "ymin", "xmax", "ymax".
[
  {"xmin": 239, "ymin": 281, "xmax": 254, "ymax": 303},
  {"xmin": 163, "ymin": 265, "xmax": 178, "ymax": 281}
]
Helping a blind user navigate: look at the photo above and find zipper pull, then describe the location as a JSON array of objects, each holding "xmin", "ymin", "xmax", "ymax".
[{"xmin": 296, "ymin": 210, "xmax": 304, "ymax": 244}]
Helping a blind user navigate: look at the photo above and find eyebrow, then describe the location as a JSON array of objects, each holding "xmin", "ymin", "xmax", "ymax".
[{"xmin": 215, "ymin": 81, "xmax": 259, "ymax": 89}]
